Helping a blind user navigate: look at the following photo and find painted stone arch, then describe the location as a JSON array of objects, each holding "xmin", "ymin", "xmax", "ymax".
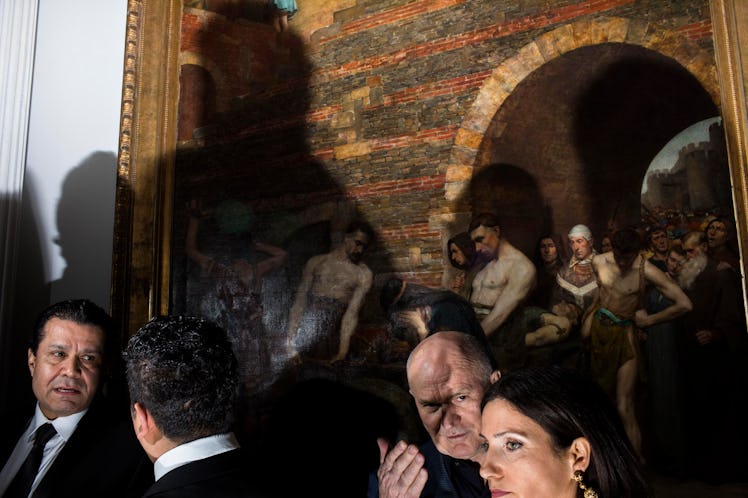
[
  {"xmin": 442, "ymin": 16, "xmax": 720, "ymax": 214},
  {"xmin": 177, "ymin": 51, "xmax": 230, "ymax": 140},
  {"xmin": 179, "ymin": 51, "xmax": 229, "ymax": 111}
]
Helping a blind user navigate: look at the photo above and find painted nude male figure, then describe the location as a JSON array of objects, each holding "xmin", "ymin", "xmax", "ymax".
[
  {"xmin": 287, "ymin": 220, "xmax": 374, "ymax": 362},
  {"xmin": 468, "ymin": 212, "xmax": 536, "ymax": 337},
  {"xmin": 583, "ymin": 226, "xmax": 691, "ymax": 460}
]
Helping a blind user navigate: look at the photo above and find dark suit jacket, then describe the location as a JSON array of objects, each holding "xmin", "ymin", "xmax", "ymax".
[
  {"xmin": 1, "ymin": 397, "xmax": 153, "ymax": 498},
  {"xmin": 143, "ymin": 448, "xmax": 262, "ymax": 497}
]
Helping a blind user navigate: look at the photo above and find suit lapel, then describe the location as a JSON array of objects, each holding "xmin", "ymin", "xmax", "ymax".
[{"xmin": 30, "ymin": 402, "xmax": 106, "ymax": 498}]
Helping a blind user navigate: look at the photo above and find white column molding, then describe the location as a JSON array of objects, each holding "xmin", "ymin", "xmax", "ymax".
[{"xmin": 0, "ymin": 0, "xmax": 39, "ymax": 390}]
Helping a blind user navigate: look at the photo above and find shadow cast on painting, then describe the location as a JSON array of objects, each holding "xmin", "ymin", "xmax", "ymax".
[{"xmin": 165, "ymin": 17, "xmax": 401, "ymax": 496}]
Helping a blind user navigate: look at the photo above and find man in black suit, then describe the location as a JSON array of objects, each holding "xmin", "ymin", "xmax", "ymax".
[
  {"xmin": 0, "ymin": 299, "xmax": 152, "ymax": 498},
  {"xmin": 124, "ymin": 314, "xmax": 263, "ymax": 497}
]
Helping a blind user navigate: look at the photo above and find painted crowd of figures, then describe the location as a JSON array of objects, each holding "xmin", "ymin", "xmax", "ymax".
[{"xmin": 184, "ymin": 199, "xmax": 748, "ymax": 486}]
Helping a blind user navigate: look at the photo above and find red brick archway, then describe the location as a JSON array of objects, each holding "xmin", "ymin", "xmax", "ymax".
[{"xmin": 443, "ymin": 16, "xmax": 719, "ymax": 226}]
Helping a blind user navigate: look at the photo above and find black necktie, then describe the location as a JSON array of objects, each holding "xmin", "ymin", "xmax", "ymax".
[{"xmin": 5, "ymin": 423, "xmax": 57, "ymax": 498}]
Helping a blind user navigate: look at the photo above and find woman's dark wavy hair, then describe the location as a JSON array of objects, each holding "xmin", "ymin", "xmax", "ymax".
[
  {"xmin": 446, "ymin": 232, "xmax": 477, "ymax": 271},
  {"xmin": 705, "ymin": 216, "xmax": 740, "ymax": 255},
  {"xmin": 482, "ymin": 366, "xmax": 651, "ymax": 498},
  {"xmin": 533, "ymin": 233, "xmax": 567, "ymax": 269},
  {"xmin": 380, "ymin": 277, "xmax": 465, "ymax": 316},
  {"xmin": 124, "ymin": 315, "xmax": 238, "ymax": 443}
]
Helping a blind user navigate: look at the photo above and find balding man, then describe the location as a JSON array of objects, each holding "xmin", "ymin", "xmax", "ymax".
[{"xmin": 370, "ymin": 331, "xmax": 499, "ymax": 498}]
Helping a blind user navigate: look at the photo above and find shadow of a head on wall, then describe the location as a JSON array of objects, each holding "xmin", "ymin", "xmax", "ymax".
[
  {"xmin": 573, "ymin": 52, "xmax": 717, "ymax": 236},
  {"xmin": 50, "ymin": 151, "xmax": 117, "ymax": 306},
  {"xmin": 171, "ymin": 13, "xmax": 394, "ymax": 341},
  {"xmin": 4, "ymin": 151, "xmax": 117, "ymax": 411}
]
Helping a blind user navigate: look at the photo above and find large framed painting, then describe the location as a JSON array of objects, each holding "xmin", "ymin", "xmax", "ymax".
[{"xmin": 113, "ymin": 0, "xmax": 748, "ymax": 494}]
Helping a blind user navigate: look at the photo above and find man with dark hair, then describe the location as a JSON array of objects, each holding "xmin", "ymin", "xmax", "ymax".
[
  {"xmin": 287, "ymin": 220, "xmax": 374, "ymax": 362},
  {"xmin": 0, "ymin": 299, "xmax": 152, "ymax": 498},
  {"xmin": 124, "ymin": 315, "xmax": 261, "ymax": 497},
  {"xmin": 646, "ymin": 226, "xmax": 670, "ymax": 272},
  {"xmin": 370, "ymin": 331, "xmax": 499, "ymax": 498},
  {"xmin": 583, "ymin": 227, "xmax": 691, "ymax": 461},
  {"xmin": 467, "ymin": 212, "xmax": 536, "ymax": 337}
]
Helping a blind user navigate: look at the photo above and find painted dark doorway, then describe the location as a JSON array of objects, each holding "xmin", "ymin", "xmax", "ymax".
[{"xmin": 471, "ymin": 42, "xmax": 717, "ymax": 256}]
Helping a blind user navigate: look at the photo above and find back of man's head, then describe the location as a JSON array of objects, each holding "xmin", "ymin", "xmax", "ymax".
[{"xmin": 124, "ymin": 315, "xmax": 238, "ymax": 444}]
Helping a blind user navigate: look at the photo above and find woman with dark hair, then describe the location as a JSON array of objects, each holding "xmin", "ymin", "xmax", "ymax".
[
  {"xmin": 479, "ymin": 365, "xmax": 650, "ymax": 498},
  {"xmin": 704, "ymin": 216, "xmax": 740, "ymax": 271},
  {"xmin": 448, "ymin": 231, "xmax": 478, "ymax": 271},
  {"xmin": 380, "ymin": 276, "xmax": 497, "ymax": 368},
  {"xmin": 530, "ymin": 233, "xmax": 566, "ymax": 308},
  {"xmin": 443, "ymin": 231, "xmax": 485, "ymax": 300}
]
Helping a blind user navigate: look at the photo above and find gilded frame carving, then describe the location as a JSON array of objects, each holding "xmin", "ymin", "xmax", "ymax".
[
  {"xmin": 113, "ymin": 0, "xmax": 181, "ymax": 336},
  {"xmin": 711, "ymin": 0, "xmax": 748, "ymax": 306}
]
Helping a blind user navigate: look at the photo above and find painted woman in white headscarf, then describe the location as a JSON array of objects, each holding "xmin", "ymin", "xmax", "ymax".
[{"xmin": 553, "ymin": 224, "xmax": 598, "ymax": 315}]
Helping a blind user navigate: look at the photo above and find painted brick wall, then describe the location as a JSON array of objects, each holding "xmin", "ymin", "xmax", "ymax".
[{"xmin": 175, "ymin": 0, "xmax": 716, "ymax": 325}]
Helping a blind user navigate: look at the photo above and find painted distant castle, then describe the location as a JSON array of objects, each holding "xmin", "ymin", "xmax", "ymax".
[{"xmin": 642, "ymin": 120, "xmax": 731, "ymax": 215}]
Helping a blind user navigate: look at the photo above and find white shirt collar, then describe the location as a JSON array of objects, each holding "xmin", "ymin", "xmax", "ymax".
[
  {"xmin": 32, "ymin": 404, "xmax": 87, "ymax": 442},
  {"xmin": 154, "ymin": 432, "xmax": 239, "ymax": 481}
]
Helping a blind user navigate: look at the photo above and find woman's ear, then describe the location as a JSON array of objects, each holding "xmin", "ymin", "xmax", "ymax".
[
  {"xmin": 569, "ymin": 437, "xmax": 592, "ymax": 472},
  {"xmin": 489, "ymin": 369, "xmax": 501, "ymax": 385}
]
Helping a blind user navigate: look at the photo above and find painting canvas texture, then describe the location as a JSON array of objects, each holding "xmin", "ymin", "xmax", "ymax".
[{"xmin": 152, "ymin": 0, "xmax": 748, "ymax": 493}]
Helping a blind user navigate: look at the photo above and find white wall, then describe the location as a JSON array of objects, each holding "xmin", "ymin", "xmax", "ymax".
[
  {"xmin": 25, "ymin": 0, "xmax": 126, "ymax": 307},
  {"xmin": 1, "ymin": 0, "xmax": 127, "ymax": 406}
]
